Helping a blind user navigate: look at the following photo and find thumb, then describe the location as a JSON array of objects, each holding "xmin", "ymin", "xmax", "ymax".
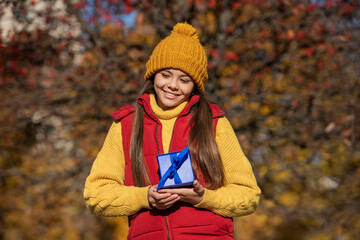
[{"xmin": 193, "ymin": 180, "xmax": 204, "ymax": 193}]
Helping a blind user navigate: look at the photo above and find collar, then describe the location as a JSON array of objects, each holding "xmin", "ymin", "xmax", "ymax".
[
  {"xmin": 149, "ymin": 93, "xmax": 189, "ymax": 120},
  {"xmin": 138, "ymin": 93, "xmax": 200, "ymax": 121}
]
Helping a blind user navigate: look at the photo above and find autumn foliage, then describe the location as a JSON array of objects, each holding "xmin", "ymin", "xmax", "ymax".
[{"xmin": 1, "ymin": 0, "xmax": 359, "ymax": 239}]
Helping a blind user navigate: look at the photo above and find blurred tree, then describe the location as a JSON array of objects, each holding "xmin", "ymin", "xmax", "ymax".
[{"xmin": 0, "ymin": 0, "xmax": 359, "ymax": 240}]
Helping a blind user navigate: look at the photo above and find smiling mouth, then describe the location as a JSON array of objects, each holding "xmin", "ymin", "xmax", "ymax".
[{"xmin": 163, "ymin": 90, "xmax": 179, "ymax": 97}]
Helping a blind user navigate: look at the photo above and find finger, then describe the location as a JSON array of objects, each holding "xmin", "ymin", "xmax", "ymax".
[
  {"xmin": 156, "ymin": 194, "xmax": 180, "ymax": 208},
  {"xmin": 149, "ymin": 185, "xmax": 159, "ymax": 194},
  {"xmin": 149, "ymin": 187, "xmax": 172, "ymax": 201},
  {"xmin": 159, "ymin": 188, "xmax": 189, "ymax": 195},
  {"xmin": 152, "ymin": 191, "xmax": 172, "ymax": 200},
  {"xmin": 193, "ymin": 181, "xmax": 203, "ymax": 193},
  {"xmin": 153, "ymin": 194, "xmax": 179, "ymax": 209},
  {"xmin": 162, "ymin": 195, "xmax": 180, "ymax": 208},
  {"xmin": 158, "ymin": 188, "xmax": 177, "ymax": 194},
  {"xmin": 157, "ymin": 194, "xmax": 179, "ymax": 204}
]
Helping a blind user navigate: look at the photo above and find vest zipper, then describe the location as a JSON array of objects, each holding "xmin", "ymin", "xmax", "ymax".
[
  {"xmin": 155, "ymin": 121, "xmax": 160, "ymax": 154},
  {"xmin": 164, "ymin": 213, "xmax": 171, "ymax": 240}
]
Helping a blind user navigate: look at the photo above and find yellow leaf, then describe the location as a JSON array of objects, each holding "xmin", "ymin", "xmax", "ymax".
[
  {"xmin": 273, "ymin": 170, "xmax": 292, "ymax": 182},
  {"xmin": 100, "ymin": 24, "xmax": 123, "ymax": 42},
  {"xmin": 264, "ymin": 115, "xmax": 282, "ymax": 131},
  {"xmin": 230, "ymin": 94, "xmax": 245, "ymax": 105},
  {"xmin": 248, "ymin": 102, "xmax": 260, "ymax": 111},
  {"xmin": 277, "ymin": 191, "xmax": 300, "ymax": 207},
  {"xmin": 288, "ymin": 29, "xmax": 295, "ymax": 39},
  {"xmin": 259, "ymin": 166, "xmax": 268, "ymax": 177},
  {"xmin": 229, "ymin": 117, "xmax": 242, "ymax": 130},
  {"xmin": 307, "ymin": 233, "xmax": 332, "ymax": 240},
  {"xmin": 260, "ymin": 105, "xmax": 271, "ymax": 115}
]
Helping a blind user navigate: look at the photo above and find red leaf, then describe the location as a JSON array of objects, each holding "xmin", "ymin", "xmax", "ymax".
[
  {"xmin": 325, "ymin": 0, "xmax": 332, "ymax": 8},
  {"xmin": 46, "ymin": 90, "xmax": 52, "ymax": 98},
  {"xmin": 208, "ymin": 0, "xmax": 216, "ymax": 8},
  {"xmin": 226, "ymin": 27, "xmax": 233, "ymax": 35},
  {"xmin": 48, "ymin": 70, "xmax": 56, "ymax": 78},
  {"xmin": 123, "ymin": 5, "xmax": 133, "ymax": 14},
  {"xmin": 9, "ymin": 60, "xmax": 17, "ymax": 70},
  {"xmin": 321, "ymin": 81, "xmax": 328, "ymax": 88},
  {"xmin": 317, "ymin": 61, "xmax": 324, "ymax": 70},
  {"xmin": 250, "ymin": 82, "xmax": 257, "ymax": 89},
  {"xmin": 295, "ymin": 77, "xmax": 304, "ymax": 83},
  {"xmin": 346, "ymin": 31, "xmax": 352, "ymax": 40},
  {"xmin": 307, "ymin": 3, "xmax": 316, "ymax": 12},
  {"xmin": 339, "ymin": 3, "xmax": 354, "ymax": 15},
  {"xmin": 210, "ymin": 48, "xmax": 220, "ymax": 59},
  {"xmin": 253, "ymin": 73, "xmax": 261, "ymax": 80},
  {"xmin": 1, "ymin": 75, "xmax": 11, "ymax": 85},
  {"xmin": 304, "ymin": 47, "xmax": 315, "ymax": 57},
  {"xmin": 306, "ymin": 82, "xmax": 316, "ymax": 90},
  {"xmin": 225, "ymin": 52, "xmax": 239, "ymax": 61},
  {"xmin": 316, "ymin": 42, "xmax": 324, "ymax": 48},
  {"xmin": 29, "ymin": 80, "xmax": 36, "ymax": 89},
  {"xmin": 58, "ymin": 42, "xmax": 66, "ymax": 52},
  {"xmin": 232, "ymin": 2, "xmax": 242, "ymax": 9},
  {"xmin": 327, "ymin": 46, "xmax": 336, "ymax": 56},
  {"xmin": 291, "ymin": 101, "xmax": 298, "ymax": 108},
  {"xmin": 341, "ymin": 128, "xmax": 351, "ymax": 137},
  {"xmin": 260, "ymin": 30, "xmax": 271, "ymax": 39},
  {"xmin": 296, "ymin": 31, "xmax": 306, "ymax": 39},
  {"xmin": 74, "ymin": 1, "xmax": 86, "ymax": 9},
  {"xmin": 19, "ymin": 67, "xmax": 27, "ymax": 76}
]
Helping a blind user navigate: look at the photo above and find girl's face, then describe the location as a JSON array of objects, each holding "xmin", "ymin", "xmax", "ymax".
[{"xmin": 154, "ymin": 69, "xmax": 195, "ymax": 110}]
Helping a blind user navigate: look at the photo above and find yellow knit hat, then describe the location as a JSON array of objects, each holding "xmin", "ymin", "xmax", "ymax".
[{"xmin": 144, "ymin": 23, "xmax": 208, "ymax": 93}]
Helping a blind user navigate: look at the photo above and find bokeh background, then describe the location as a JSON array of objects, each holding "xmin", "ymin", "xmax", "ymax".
[{"xmin": 1, "ymin": 0, "xmax": 359, "ymax": 239}]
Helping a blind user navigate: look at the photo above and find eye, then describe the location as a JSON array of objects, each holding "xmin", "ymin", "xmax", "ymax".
[
  {"xmin": 161, "ymin": 72, "xmax": 170, "ymax": 78},
  {"xmin": 180, "ymin": 78, "xmax": 191, "ymax": 83}
]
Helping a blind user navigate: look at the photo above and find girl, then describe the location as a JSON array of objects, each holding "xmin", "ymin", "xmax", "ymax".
[{"xmin": 84, "ymin": 22, "xmax": 261, "ymax": 240}]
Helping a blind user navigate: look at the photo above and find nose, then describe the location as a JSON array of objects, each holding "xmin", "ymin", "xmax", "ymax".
[{"xmin": 167, "ymin": 77, "xmax": 178, "ymax": 90}]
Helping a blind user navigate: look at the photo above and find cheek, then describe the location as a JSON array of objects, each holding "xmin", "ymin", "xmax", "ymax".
[
  {"xmin": 154, "ymin": 80, "xmax": 166, "ymax": 91},
  {"xmin": 184, "ymin": 84, "xmax": 195, "ymax": 95}
]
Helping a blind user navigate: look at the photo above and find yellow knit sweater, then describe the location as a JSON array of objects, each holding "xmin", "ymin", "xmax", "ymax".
[{"xmin": 84, "ymin": 94, "xmax": 261, "ymax": 218}]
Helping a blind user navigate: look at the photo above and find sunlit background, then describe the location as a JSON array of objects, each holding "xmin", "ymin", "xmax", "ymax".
[{"xmin": 1, "ymin": 0, "xmax": 359, "ymax": 239}]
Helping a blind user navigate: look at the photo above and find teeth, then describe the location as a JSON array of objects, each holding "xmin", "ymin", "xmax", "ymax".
[{"xmin": 165, "ymin": 91, "xmax": 176, "ymax": 96}]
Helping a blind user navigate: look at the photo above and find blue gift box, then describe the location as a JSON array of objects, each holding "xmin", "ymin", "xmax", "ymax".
[{"xmin": 157, "ymin": 146, "xmax": 195, "ymax": 190}]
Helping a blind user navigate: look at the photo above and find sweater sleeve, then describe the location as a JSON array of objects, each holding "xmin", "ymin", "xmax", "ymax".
[
  {"xmin": 84, "ymin": 122, "xmax": 151, "ymax": 217},
  {"xmin": 194, "ymin": 117, "xmax": 261, "ymax": 217}
]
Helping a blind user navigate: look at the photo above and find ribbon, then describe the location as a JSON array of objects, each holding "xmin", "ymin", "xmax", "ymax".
[{"xmin": 157, "ymin": 147, "xmax": 189, "ymax": 190}]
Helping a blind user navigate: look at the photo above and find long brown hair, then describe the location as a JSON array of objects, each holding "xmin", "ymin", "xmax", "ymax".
[{"xmin": 130, "ymin": 80, "xmax": 224, "ymax": 189}]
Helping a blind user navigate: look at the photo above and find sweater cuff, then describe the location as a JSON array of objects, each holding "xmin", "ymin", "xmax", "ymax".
[
  {"xmin": 193, "ymin": 188, "xmax": 213, "ymax": 209},
  {"xmin": 132, "ymin": 186, "xmax": 152, "ymax": 210}
]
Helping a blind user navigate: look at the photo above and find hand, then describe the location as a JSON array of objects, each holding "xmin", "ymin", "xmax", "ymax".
[
  {"xmin": 148, "ymin": 185, "xmax": 180, "ymax": 210},
  {"xmin": 158, "ymin": 180, "xmax": 205, "ymax": 205}
]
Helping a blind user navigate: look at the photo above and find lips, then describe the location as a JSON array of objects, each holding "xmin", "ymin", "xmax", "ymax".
[{"xmin": 163, "ymin": 90, "xmax": 179, "ymax": 98}]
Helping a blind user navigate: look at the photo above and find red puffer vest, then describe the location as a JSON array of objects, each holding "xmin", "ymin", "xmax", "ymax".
[{"xmin": 111, "ymin": 94, "xmax": 234, "ymax": 240}]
